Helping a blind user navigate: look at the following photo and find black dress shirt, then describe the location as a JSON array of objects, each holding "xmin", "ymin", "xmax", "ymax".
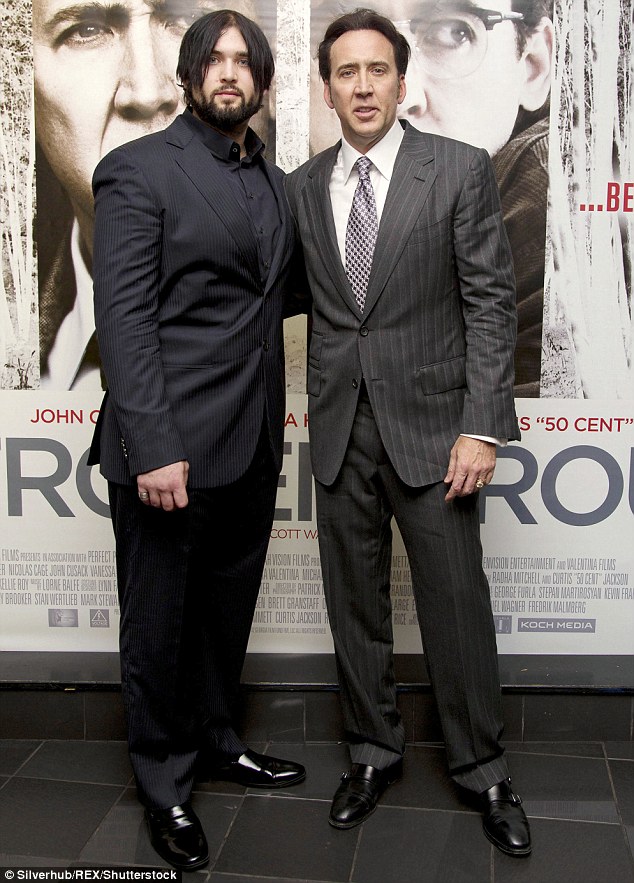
[{"xmin": 181, "ymin": 110, "xmax": 281, "ymax": 285}]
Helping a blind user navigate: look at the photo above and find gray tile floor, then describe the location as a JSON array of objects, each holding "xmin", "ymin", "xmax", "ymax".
[{"xmin": 1, "ymin": 738, "xmax": 633, "ymax": 882}]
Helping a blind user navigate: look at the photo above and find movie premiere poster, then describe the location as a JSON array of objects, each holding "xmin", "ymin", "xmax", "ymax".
[{"xmin": 0, "ymin": 1, "xmax": 632, "ymax": 659}]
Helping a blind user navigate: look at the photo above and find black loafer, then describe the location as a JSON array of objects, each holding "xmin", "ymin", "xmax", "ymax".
[
  {"xmin": 482, "ymin": 778, "xmax": 531, "ymax": 856},
  {"xmin": 145, "ymin": 803, "xmax": 209, "ymax": 870},
  {"xmin": 329, "ymin": 760, "xmax": 403, "ymax": 829},
  {"xmin": 214, "ymin": 748, "xmax": 306, "ymax": 788}
]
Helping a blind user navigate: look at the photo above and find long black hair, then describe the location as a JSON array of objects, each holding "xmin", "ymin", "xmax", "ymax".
[{"xmin": 177, "ymin": 10, "xmax": 274, "ymax": 105}]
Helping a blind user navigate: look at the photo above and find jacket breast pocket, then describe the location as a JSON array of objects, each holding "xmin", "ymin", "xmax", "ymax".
[{"xmin": 418, "ymin": 355, "xmax": 466, "ymax": 395}]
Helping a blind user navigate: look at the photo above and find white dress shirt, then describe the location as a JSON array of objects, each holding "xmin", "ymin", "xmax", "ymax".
[
  {"xmin": 329, "ymin": 119, "xmax": 504, "ymax": 448},
  {"xmin": 330, "ymin": 116, "xmax": 405, "ymax": 258},
  {"xmin": 42, "ymin": 220, "xmax": 102, "ymax": 392}
]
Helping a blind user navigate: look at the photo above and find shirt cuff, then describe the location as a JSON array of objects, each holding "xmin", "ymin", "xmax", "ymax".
[{"xmin": 461, "ymin": 433, "xmax": 507, "ymax": 447}]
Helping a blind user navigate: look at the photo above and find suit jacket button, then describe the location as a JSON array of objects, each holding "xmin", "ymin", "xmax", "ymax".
[
  {"xmin": 359, "ymin": 326, "xmax": 369, "ymax": 336},
  {"xmin": 263, "ymin": 340, "xmax": 270, "ymax": 351},
  {"xmin": 352, "ymin": 379, "xmax": 358, "ymax": 389}
]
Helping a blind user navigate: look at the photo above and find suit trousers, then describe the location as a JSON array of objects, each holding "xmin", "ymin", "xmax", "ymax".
[
  {"xmin": 315, "ymin": 389, "xmax": 509, "ymax": 792},
  {"xmin": 108, "ymin": 427, "xmax": 279, "ymax": 809}
]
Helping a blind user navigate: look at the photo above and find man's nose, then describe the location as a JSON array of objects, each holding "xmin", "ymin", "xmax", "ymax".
[
  {"xmin": 219, "ymin": 59, "xmax": 239, "ymax": 82},
  {"xmin": 115, "ymin": 30, "xmax": 181, "ymax": 119},
  {"xmin": 398, "ymin": 48, "xmax": 428, "ymax": 120},
  {"xmin": 354, "ymin": 74, "xmax": 373, "ymax": 96}
]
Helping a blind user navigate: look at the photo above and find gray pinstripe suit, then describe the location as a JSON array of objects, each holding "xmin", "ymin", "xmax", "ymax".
[{"xmin": 286, "ymin": 121, "xmax": 520, "ymax": 792}]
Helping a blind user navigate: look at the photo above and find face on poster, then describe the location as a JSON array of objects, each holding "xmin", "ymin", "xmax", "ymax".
[
  {"xmin": 310, "ymin": 0, "xmax": 553, "ymax": 155},
  {"xmin": 310, "ymin": 0, "xmax": 554, "ymax": 396},
  {"xmin": 33, "ymin": 0, "xmax": 276, "ymax": 389}
]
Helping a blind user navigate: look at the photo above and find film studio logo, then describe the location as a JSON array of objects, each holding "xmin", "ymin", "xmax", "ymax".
[
  {"xmin": 493, "ymin": 616, "xmax": 512, "ymax": 634},
  {"xmin": 90, "ymin": 608, "xmax": 110, "ymax": 628},
  {"xmin": 48, "ymin": 609, "xmax": 78, "ymax": 627},
  {"xmin": 517, "ymin": 618, "xmax": 596, "ymax": 633},
  {"xmin": 46, "ymin": 609, "xmax": 111, "ymax": 627}
]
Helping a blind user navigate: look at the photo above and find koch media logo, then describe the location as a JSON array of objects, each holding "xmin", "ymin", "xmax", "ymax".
[
  {"xmin": 48, "ymin": 609, "xmax": 79, "ymax": 627},
  {"xmin": 90, "ymin": 609, "xmax": 110, "ymax": 628},
  {"xmin": 518, "ymin": 618, "xmax": 596, "ymax": 633}
]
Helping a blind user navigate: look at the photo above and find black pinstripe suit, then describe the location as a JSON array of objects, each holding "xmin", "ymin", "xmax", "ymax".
[
  {"xmin": 285, "ymin": 121, "xmax": 520, "ymax": 792},
  {"xmin": 90, "ymin": 112, "xmax": 297, "ymax": 808}
]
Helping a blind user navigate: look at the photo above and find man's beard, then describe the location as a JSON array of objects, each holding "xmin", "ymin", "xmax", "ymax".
[{"xmin": 191, "ymin": 89, "xmax": 262, "ymax": 131}]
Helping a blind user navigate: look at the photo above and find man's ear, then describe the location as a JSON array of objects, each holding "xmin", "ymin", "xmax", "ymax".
[
  {"xmin": 323, "ymin": 80, "xmax": 335, "ymax": 110},
  {"xmin": 519, "ymin": 18, "xmax": 554, "ymax": 112}
]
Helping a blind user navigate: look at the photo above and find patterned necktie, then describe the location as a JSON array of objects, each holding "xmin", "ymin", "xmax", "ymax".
[{"xmin": 345, "ymin": 156, "xmax": 379, "ymax": 311}]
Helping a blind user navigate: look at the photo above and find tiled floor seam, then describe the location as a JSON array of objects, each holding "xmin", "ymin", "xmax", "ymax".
[{"xmin": 209, "ymin": 790, "xmax": 249, "ymax": 873}]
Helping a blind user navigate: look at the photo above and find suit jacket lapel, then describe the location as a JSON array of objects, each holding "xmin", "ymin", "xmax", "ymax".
[
  {"xmin": 363, "ymin": 133, "xmax": 436, "ymax": 316},
  {"xmin": 304, "ymin": 144, "xmax": 361, "ymax": 316},
  {"xmin": 262, "ymin": 160, "xmax": 293, "ymax": 293},
  {"xmin": 167, "ymin": 118, "xmax": 260, "ymax": 277}
]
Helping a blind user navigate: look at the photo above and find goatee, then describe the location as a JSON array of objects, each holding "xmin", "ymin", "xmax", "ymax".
[{"xmin": 191, "ymin": 90, "xmax": 262, "ymax": 131}]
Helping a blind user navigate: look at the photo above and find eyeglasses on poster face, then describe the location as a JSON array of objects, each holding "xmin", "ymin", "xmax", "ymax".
[{"xmin": 394, "ymin": 3, "xmax": 525, "ymax": 80}]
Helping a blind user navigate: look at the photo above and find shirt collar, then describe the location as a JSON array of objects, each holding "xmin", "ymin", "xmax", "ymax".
[
  {"xmin": 182, "ymin": 108, "xmax": 265, "ymax": 163},
  {"xmin": 340, "ymin": 118, "xmax": 405, "ymax": 185}
]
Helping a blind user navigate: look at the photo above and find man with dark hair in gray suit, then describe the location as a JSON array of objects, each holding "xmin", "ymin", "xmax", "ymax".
[
  {"xmin": 285, "ymin": 8, "xmax": 530, "ymax": 856},
  {"xmin": 90, "ymin": 10, "xmax": 304, "ymax": 871}
]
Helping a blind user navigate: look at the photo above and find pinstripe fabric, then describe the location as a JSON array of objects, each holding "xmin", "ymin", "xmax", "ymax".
[
  {"xmin": 109, "ymin": 429, "xmax": 278, "ymax": 808},
  {"xmin": 285, "ymin": 122, "xmax": 520, "ymax": 489},
  {"xmin": 90, "ymin": 113, "xmax": 298, "ymax": 808},
  {"xmin": 315, "ymin": 391, "xmax": 509, "ymax": 789},
  {"xmin": 90, "ymin": 113, "xmax": 295, "ymax": 487},
  {"xmin": 286, "ymin": 122, "xmax": 517, "ymax": 793}
]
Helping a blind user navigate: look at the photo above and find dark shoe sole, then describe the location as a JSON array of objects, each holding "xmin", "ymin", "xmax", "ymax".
[
  {"xmin": 216, "ymin": 771, "xmax": 306, "ymax": 789},
  {"xmin": 328, "ymin": 802, "xmax": 378, "ymax": 829},
  {"xmin": 483, "ymin": 825, "xmax": 532, "ymax": 857}
]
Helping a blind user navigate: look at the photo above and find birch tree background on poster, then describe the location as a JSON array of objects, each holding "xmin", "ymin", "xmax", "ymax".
[
  {"xmin": 0, "ymin": 0, "xmax": 38, "ymax": 389},
  {"xmin": 543, "ymin": 0, "xmax": 633, "ymax": 398},
  {"xmin": 276, "ymin": 0, "xmax": 311, "ymax": 392}
]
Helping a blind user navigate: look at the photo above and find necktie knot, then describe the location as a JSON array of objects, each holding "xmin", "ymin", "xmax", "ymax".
[{"xmin": 356, "ymin": 156, "xmax": 372, "ymax": 181}]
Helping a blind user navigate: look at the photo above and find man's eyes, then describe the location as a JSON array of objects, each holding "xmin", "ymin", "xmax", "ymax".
[
  {"xmin": 415, "ymin": 17, "xmax": 478, "ymax": 50},
  {"xmin": 208, "ymin": 55, "xmax": 250, "ymax": 65},
  {"xmin": 54, "ymin": 6, "xmax": 205, "ymax": 46},
  {"xmin": 56, "ymin": 20, "xmax": 113, "ymax": 46},
  {"xmin": 340, "ymin": 67, "xmax": 386, "ymax": 77}
]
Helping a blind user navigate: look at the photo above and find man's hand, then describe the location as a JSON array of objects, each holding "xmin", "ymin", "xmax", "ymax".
[
  {"xmin": 137, "ymin": 461, "xmax": 190, "ymax": 511},
  {"xmin": 444, "ymin": 437, "xmax": 496, "ymax": 501}
]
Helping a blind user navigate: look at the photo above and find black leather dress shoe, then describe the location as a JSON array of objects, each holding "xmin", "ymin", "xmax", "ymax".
[
  {"xmin": 214, "ymin": 748, "xmax": 306, "ymax": 788},
  {"xmin": 481, "ymin": 778, "xmax": 531, "ymax": 856},
  {"xmin": 329, "ymin": 760, "xmax": 403, "ymax": 829},
  {"xmin": 145, "ymin": 803, "xmax": 209, "ymax": 870}
]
